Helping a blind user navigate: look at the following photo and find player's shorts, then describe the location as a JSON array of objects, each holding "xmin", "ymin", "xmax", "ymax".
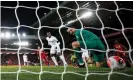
[
  {"xmin": 24, "ymin": 59, "xmax": 28, "ymax": 62},
  {"xmin": 79, "ymin": 39, "xmax": 105, "ymax": 62},
  {"xmin": 50, "ymin": 42, "xmax": 61, "ymax": 54}
]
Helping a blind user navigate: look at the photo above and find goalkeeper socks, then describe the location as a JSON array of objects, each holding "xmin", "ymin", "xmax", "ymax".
[
  {"xmin": 74, "ymin": 48, "xmax": 84, "ymax": 65},
  {"xmin": 59, "ymin": 55, "xmax": 67, "ymax": 65},
  {"xmin": 51, "ymin": 57, "xmax": 58, "ymax": 66}
]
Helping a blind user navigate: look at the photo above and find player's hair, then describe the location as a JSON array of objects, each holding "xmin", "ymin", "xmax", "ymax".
[
  {"xmin": 47, "ymin": 32, "xmax": 51, "ymax": 34},
  {"xmin": 114, "ymin": 40, "xmax": 119, "ymax": 44}
]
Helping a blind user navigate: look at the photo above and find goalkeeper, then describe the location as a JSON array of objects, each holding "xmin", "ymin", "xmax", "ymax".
[{"xmin": 67, "ymin": 28, "xmax": 105, "ymax": 67}]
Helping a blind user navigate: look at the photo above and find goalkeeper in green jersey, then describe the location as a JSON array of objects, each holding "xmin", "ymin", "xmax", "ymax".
[{"xmin": 67, "ymin": 28, "xmax": 105, "ymax": 67}]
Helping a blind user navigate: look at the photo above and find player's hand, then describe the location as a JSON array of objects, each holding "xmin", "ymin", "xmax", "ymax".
[{"xmin": 72, "ymin": 41, "xmax": 80, "ymax": 48}]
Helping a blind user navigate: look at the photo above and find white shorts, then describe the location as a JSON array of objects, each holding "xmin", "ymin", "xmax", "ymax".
[
  {"xmin": 81, "ymin": 48, "xmax": 90, "ymax": 58},
  {"xmin": 50, "ymin": 42, "xmax": 61, "ymax": 54},
  {"xmin": 23, "ymin": 59, "xmax": 28, "ymax": 62}
]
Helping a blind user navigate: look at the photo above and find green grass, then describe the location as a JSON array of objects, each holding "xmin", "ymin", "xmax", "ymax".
[{"xmin": 1, "ymin": 66, "xmax": 133, "ymax": 80}]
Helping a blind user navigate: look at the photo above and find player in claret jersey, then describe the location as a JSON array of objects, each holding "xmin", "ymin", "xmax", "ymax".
[{"xmin": 37, "ymin": 46, "xmax": 49, "ymax": 66}]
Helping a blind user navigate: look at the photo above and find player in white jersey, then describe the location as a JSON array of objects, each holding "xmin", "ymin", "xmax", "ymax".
[
  {"xmin": 23, "ymin": 54, "xmax": 28, "ymax": 66},
  {"xmin": 46, "ymin": 32, "xmax": 67, "ymax": 66}
]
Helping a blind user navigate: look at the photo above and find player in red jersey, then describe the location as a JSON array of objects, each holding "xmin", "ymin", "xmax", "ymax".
[
  {"xmin": 37, "ymin": 47, "xmax": 50, "ymax": 66},
  {"xmin": 113, "ymin": 40, "xmax": 131, "ymax": 67},
  {"xmin": 114, "ymin": 40, "xmax": 126, "ymax": 58},
  {"xmin": 7, "ymin": 58, "xmax": 12, "ymax": 65}
]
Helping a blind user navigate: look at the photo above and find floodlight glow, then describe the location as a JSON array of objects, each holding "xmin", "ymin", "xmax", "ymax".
[
  {"xmin": 1, "ymin": 33, "xmax": 4, "ymax": 38},
  {"xmin": 5, "ymin": 32, "xmax": 11, "ymax": 38},
  {"xmin": 80, "ymin": 11, "xmax": 93, "ymax": 19},
  {"xmin": 67, "ymin": 20, "xmax": 75, "ymax": 24},
  {"xmin": 22, "ymin": 33, "xmax": 26, "ymax": 37},
  {"xmin": 22, "ymin": 41, "xmax": 29, "ymax": 46},
  {"xmin": 13, "ymin": 41, "xmax": 29, "ymax": 46},
  {"xmin": 12, "ymin": 33, "xmax": 15, "ymax": 37}
]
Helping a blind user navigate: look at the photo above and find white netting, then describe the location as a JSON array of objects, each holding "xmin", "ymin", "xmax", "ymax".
[{"xmin": 1, "ymin": 1, "xmax": 133, "ymax": 80}]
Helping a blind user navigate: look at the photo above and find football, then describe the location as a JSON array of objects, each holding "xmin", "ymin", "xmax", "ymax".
[{"xmin": 107, "ymin": 56, "xmax": 126, "ymax": 69}]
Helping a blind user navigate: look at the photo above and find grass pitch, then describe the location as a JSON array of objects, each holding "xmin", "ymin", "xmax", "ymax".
[{"xmin": 1, "ymin": 66, "xmax": 133, "ymax": 80}]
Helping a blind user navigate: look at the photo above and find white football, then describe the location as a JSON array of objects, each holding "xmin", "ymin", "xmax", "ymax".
[{"xmin": 107, "ymin": 56, "xmax": 126, "ymax": 69}]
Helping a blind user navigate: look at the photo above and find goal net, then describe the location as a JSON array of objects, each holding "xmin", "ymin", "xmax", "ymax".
[{"xmin": 1, "ymin": 1, "xmax": 133, "ymax": 80}]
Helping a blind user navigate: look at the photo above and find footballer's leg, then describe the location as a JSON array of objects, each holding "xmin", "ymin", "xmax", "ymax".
[
  {"xmin": 42, "ymin": 58, "xmax": 48, "ymax": 66},
  {"xmin": 81, "ymin": 49, "xmax": 93, "ymax": 66},
  {"xmin": 43, "ymin": 55, "xmax": 50, "ymax": 66},
  {"xmin": 81, "ymin": 48, "xmax": 89, "ymax": 65},
  {"xmin": 26, "ymin": 62, "xmax": 28, "ymax": 66},
  {"xmin": 26, "ymin": 61, "xmax": 29, "ymax": 66},
  {"xmin": 24, "ymin": 61, "xmax": 26, "ymax": 66},
  {"xmin": 84, "ymin": 40, "xmax": 105, "ymax": 67},
  {"xmin": 50, "ymin": 46, "xmax": 58, "ymax": 66},
  {"xmin": 88, "ymin": 53, "xmax": 94, "ymax": 66},
  {"xmin": 90, "ymin": 44, "xmax": 105, "ymax": 67},
  {"xmin": 72, "ymin": 41, "xmax": 84, "ymax": 66},
  {"xmin": 45, "ymin": 58, "xmax": 50, "ymax": 66},
  {"xmin": 77, "ymin": 40, "xmax": 105, "ymax": 67},
  {"xmin": 56, "ymin": 44, "xmax": 67, "ymax": 66},
  {"xmin": 41, "ymin": 57, "xmax": 46, "ymax": 66},
  {"xmin": 72, "ymin": 41, "xmax": 94, "ymax": 67},
  {"xmin": 72, "ymin": 41, "xmax": 96, "ymax": 65},
  {"xmin": 40, "ymin": 58, "xmax": 44, "ymax": 66}
]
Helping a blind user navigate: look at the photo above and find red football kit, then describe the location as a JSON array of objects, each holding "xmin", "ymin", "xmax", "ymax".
[{"xmin": 37, "ymin": 50, "xmax": 49, "ymax": 65}]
